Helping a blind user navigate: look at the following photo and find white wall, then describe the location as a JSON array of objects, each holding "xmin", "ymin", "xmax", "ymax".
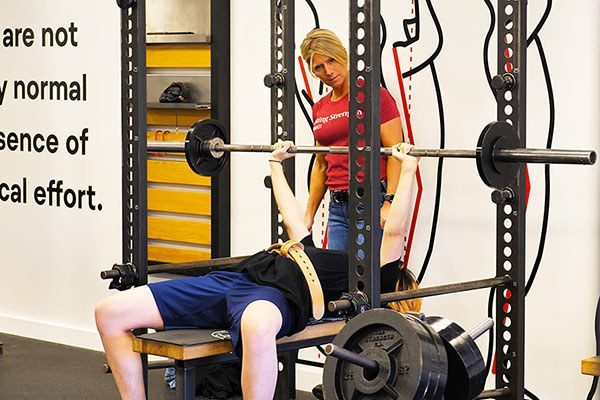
[
  {"xmin": 0, "ymin": 1, "xmax": 596, "ymax": 397},
  {"xmin": 231, "ymin": 1, "xmax": 599, "ymax": 398},
  {"xmin": 0, "ymin": 2, "xmax": 122, "ymax": 350}
]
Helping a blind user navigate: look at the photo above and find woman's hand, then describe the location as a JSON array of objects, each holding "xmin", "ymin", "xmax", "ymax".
[
  {"xmin": 270, "ymin": 140, "xmax": 296, "ymax": 163},
  {"xmin": 391, "ymin": 142, "xmax": 419, "ymax": 166}
]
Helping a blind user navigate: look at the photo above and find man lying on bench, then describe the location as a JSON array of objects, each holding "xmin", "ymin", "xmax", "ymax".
[{"xmin": 95, "ymin": 141, "xmax": 421, "ymax": 400}]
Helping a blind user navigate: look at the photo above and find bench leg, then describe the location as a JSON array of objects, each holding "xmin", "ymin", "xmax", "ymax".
[
  {"xmin": 175, "ymin": 360, "xmax": 196, "ymax": 400},
  {"xmin": 275, "ymin": 350, "xmax": 298, "ymax": 400}
]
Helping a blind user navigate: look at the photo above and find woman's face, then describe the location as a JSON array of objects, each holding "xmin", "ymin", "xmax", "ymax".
[{"xmin": 312, "ymin": 53, "xmax": 348, "ymax": 91}]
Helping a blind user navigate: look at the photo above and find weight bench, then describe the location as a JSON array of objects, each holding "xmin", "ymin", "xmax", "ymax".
[{"xmin": 133, "ymin": 320, "xmax": 345, "ymax": 400}]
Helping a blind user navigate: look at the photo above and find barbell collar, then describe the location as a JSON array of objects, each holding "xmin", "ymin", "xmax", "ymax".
[
  {"xmin": 324, "ymin": 344, "xmax": 380, "ymax": 372},
  {"xmin": 328, "ymin": 275, "xmax": 512, "ymax": 313}
]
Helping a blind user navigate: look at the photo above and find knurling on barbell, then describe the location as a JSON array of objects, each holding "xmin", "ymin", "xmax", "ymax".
[{"xmin": 146, "ymin": 118, "xmax": 596, "ymax": 189}]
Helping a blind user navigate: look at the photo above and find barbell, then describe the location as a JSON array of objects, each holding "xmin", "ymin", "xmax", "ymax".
[{"xmin": 147, "ymin": 119, "xmax": 596, "ymax": 190}]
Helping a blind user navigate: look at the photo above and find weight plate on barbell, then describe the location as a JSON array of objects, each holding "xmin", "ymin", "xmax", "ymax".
[
  {"xmin": 476, "ymin": 121, "xmax": 520, "ymax": 190},
  {"xmin": 405, "ymin": 314, "xmax": 448, "ymax": 400},
  {"xmin": 323, "ymin": 309, "xmax": 447, "ymax": 400},
  {"xmin": 425, "ymin": 316, "xmax": 486, "ymax": 400},
  {"xmin": 185, "ymin": 119, "xmax": 229, "ymax": 176}
]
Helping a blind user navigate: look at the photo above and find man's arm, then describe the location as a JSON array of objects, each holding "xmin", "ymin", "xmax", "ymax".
[
  {"xmin": 380, "ymin": 143, "xmax": 419, "ymax": 266},
  {"xmin": 304, "ymin": 148, "xmax": 328, "ymax": 230},
  {"xmin": 380, "ymin": 116, "xmax": 404, "ymax": 228},
  {"xmin": 269, "ymin": 141, "xmax": 311, "ymax": 241}
]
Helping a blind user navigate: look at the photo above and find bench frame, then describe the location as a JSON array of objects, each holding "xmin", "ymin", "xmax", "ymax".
[{"xmin": 133, "ymin": 321, "xmax": 344, "ymax": 399}]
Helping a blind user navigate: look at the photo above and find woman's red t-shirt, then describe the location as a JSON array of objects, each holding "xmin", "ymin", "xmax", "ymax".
[{"xmin": 312, "ymin": 87, "xmax": 400, "ymax": 191}]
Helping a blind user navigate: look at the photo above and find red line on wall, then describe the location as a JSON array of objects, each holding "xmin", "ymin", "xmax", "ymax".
[
  {"xmin": 298, "ymin": 56, "xmax": 313, "ymax": 101},
  {"xmin": 392, "ymin": 47, "xmax": 423, "ymax": 269}
]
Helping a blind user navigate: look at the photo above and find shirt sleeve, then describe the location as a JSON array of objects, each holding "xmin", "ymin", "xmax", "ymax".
[
  {"xmin": 300, "ymin": 235, "xmax": 316, "ymax": 247},
  {"xmin": 380, "ymin": 259, "xmax": 401, "ymax": 293},
  {"xmin": 380, "ymin": 87, "xmax": 401, "ymax": 124}
]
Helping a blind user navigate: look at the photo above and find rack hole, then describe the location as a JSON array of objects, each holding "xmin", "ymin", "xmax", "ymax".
[
  {"xmin": 356, "ymin": 202, "xmax": 364, "ymax": 214},
  {"xmin": 356, "ymin": 264, "xmax": 364, "ymax": 276},
  {"xmin": 357, "ymin": 43, "xmax": 365, "ymax": 56},
  {"xmin": 356, "ymin": 248, "xmax": 365, "ymax": 262},
  {"xmin": 356, "ymin": 123, "xmax": 365, "ymax": 134},
  {"xmin": 357, "ymin": 12, "xmax": 365, "ymax": 24},
  {"xmin": 357, "ymin": 233, "xmax": 365, "ymax": 245}
]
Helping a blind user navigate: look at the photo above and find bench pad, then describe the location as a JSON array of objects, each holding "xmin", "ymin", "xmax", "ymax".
[{"xmin": 133, "ymin": 321, "xmax": 345, "ymax": 361}]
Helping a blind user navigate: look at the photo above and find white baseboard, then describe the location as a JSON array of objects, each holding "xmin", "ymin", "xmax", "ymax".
[{"xmin": 0, "ymin": 315, "xmax": 103, "ymax": 351}]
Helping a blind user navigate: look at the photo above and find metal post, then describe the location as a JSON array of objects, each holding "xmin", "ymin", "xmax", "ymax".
[
  {"xmin": 270, "ymin": 1, "xmax": 297, "ymax": 398},
  {"xmin": 270, "ymin": 0, "xmax": 296, "ymax": 244},
  {"xmin": 495, "ymin": 1, "xmax": 526, "ymax": 398},
  {"xmin": 349, "ymin": 0, "xmax": 382, "ymax": 309},
  {"xmin": 210, "ymin": 0, "xmax": 231, "ymax": 258},
  {"xmin": 119, "ymin": 0, "xmax": 148, "ymax": 395}
]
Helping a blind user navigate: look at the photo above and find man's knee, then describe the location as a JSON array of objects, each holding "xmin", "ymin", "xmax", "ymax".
[
  {"xmin": 241, "ymin": 301, "xmax": 283, "ymax": 339},
  {"xmin": 95, "ymin": 294, "xmax": 130, "ymax": 334}
]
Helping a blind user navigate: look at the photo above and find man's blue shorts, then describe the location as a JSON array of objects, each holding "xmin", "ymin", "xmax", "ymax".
[{"xmin": 148, "ymin": 271, "xmax": 293, "ymax": 356}]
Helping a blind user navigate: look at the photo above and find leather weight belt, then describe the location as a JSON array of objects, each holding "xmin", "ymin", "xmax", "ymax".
[{"xmin": 267, "ymin": 240, "xmax": 325, "ymax": 320}]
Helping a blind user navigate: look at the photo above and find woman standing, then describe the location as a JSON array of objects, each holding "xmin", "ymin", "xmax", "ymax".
[{"xmin": 300, "ymin": 28, "xmax": 404, "ymax": 251}]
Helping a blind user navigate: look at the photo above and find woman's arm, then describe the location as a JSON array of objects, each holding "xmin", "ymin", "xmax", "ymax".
[
  {"xmin": 304, "ymin": 146, "xmax": 328, "ymax": 230},
  {"xmin": 380, "ymin": 143, "xmax": 419, "ymax": 265},
  {"xmin": 269, "ymin": 141, "xmax": 311, "ymax": 241},
  {"xmin": 380, "ymin": 117, "xmax": 404, "ymax": 228}
]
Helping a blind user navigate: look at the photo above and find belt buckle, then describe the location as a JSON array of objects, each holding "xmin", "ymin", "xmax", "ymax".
[{"xmin": 332, "ymin": 190, "xmax": 348, "ymax": 203}]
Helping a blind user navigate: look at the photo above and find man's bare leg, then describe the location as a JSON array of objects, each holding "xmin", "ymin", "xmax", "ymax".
[
  {"xmin": 240, "ymin": 300, "xmax": 284, "ymax": 400},
  {"xmin": 95, "ymin": 286, "xmax": 164, "ymax": 400}
]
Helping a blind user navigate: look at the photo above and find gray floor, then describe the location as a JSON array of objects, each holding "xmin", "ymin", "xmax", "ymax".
[{"xmin": 0, "ymin": 333, "xmax": 315, "ymax": 400}]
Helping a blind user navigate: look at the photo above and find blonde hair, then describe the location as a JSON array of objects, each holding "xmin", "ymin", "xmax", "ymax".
[
  {"xmin": 300, "ymin": 29, "xmax": 348, "ymax": 75},
  {"xmin": 387, "ymin": 268, "xmax": 422, "ymax": 313}
]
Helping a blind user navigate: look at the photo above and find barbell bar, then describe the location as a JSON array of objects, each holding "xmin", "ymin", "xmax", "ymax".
[
  {"xmin": 147, "ymin": 127, "xmax": 595, "ymax": 164},
  {"xmin": 146, "ymin": 119, "xmax": 596, "ymax": 190}
]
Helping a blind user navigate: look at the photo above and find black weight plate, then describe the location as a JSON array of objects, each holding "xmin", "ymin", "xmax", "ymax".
[
  {"xmin": 405, "ymin": 314, "xmax": 448, "ymax": 400},
  {"xmin": 323, "ymin": 309, "xmax": 438, "ymax": 400},
  {"xmin": 403, "ymin": 314, "xmax": 440, "ymax": 400},
  {"xmin": 185, "ymin": 119, "xmax": 228, "ymax": 176},
  {"xmin": 476, "ymin": 121, "xmax": 520, "ymax": 190},
  {"xmin": 425, "ymin": 316, "xmax": 486, "ymax": 400}
]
